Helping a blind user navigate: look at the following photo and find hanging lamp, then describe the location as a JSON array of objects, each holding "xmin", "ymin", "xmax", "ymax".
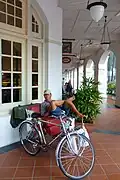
[
  {"xmin": 87, "ymin": 0, "xmax": 107, "ymax": 22},
  {"xmin": 77, "ymin": 44, "xmax": 85, "ymax": 65},
  {"xmin": 101, "ymin": 16, "xmax": 111, "ymax": 51}
]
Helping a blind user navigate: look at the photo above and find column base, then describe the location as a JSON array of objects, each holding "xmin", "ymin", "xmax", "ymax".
[
  {"xmin": 115, "ymin": 104, "xmax": 120, "ymax": 108},
  {"xmin": 115, "ymin": 99, "xmax": 120, "ymax": 108}
]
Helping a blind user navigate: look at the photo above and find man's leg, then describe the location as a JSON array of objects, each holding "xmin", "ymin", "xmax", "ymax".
[
  {"xmin": 64, "ymin": 99, "xmax": 84, "ymax": 118},
  {"xmin": 51, "ymin": 100, "xmax": 65, "ymax": 111}
]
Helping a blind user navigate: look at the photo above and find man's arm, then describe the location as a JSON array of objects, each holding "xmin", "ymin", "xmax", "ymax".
[{"xmin": 51, "ymin": 100, "xmax": 65, "ymax": 111}]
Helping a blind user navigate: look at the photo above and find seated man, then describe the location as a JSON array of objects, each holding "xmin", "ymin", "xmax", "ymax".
[
  {"xmin": 40, "ymin": 89, "xmax": 52, "ymax": 116},
  {"xmin": 41, "ymin": 89, "xmax": 84, "ymax": 118}
]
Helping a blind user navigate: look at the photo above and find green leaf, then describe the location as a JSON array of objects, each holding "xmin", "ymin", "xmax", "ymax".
[{"xmin": 74, "ymin": 77, "xmax": 102, "ymax": 122}]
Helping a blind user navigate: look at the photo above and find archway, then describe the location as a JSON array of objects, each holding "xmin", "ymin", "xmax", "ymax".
[
  {"xmin": 98, "ymin": 50, "xmax": 116, "ymax": 97},
  {"xmin": 86, "ymin": 59, "xmax": 94, "ymax": 79}
]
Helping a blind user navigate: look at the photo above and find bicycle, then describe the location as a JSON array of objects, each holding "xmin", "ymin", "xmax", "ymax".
[{"xmin": 19, "ymin": 109, "xmax": 95, "ymax": 180}]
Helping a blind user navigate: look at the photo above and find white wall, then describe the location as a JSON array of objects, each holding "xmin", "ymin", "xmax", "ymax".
[
  {"xmin": 37, "ymin": 0, "xmax": 63, "ymax": 99},
  {"xmin": 0, "ymin": 115, "xmax": 19, "ymax": 147},
  {"xmin": 48, "ymin": 42, "xmax": 62, "ymax": 99},
  {"xmin": 0, "ymin": 0, "xmax": 62, "ymax": 148}
]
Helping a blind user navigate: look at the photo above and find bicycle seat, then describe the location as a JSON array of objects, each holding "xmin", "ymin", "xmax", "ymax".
[{"xmin": 31, "ymin": 112, "xmax": 41, "ymax": 118}]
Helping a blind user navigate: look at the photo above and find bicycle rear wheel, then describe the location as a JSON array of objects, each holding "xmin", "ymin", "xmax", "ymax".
[
  {"xmin": 56, "ymin": 132, "xmax": 95, "ymax": 180},
  {"xmin": 19, "ymin": 121, "xmax": 41, "ymax": 155}
]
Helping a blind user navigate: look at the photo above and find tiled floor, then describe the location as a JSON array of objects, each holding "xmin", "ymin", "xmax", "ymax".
[{"xmin": 0, "ymin": 96, "xmax": 120, "ymax": 180}]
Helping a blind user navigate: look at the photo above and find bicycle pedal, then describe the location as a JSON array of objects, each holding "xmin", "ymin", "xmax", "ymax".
[{"xmin": 40, "ymin": 145, "xmax": 48, "ymax": 152}]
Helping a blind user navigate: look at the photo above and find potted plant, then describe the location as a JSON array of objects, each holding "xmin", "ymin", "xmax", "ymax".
[
  {"xmin": 107, "ymin": 81, "xmax": 116, "ymax": 96},
  {"xmin": 74, "ymin": 77, "xmax": 103, "ymax": 124}
]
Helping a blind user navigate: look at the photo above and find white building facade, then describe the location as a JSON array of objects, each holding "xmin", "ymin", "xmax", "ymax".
[{"xmin": 0, "ymin": 0, "xmax": 62, "ymax": 147}]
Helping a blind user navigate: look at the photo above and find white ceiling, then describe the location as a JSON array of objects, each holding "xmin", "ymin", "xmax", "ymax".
[{"xmin": 58, "ymin": 0, "xmax": 120, "ymax": 68}]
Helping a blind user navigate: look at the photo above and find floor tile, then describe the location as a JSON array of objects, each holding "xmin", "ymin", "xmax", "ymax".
[
  {"xmin": 0, "ymin": 179, "xmax": 12, "ymax": 180},
  {"xmin": 35, "ymin": 157, "xmax": 50, "ymax": 166},
  {"xmin": 52, "ymin": 177, "xmax": 70, "ymax": 180},
  {"xmin": 96, "ymin": 155, "xmax": 114, "ymax": 165},
  {"xmin": 51, "ymin": 167, "xmax": 65, "ymax": 177},
  {"xmin": 13, "ymin": 178, "xmax": 32, "ymax": 180},
  {"xmin": 33, "ymin": 178, "xmax": 50, "ymax": 180},
  {"xmin": 7, "ymin": 149, "xmax": 21, "ymax": 158},
  {"xmin": 110, "ymin": 155, "xmax": 120, "ymax": 163},
  {"xmin": 14, "ymin": 167, "xmax": 33, "ymax": 178},
  {"xmin": 90, "ymin": 165, "xmax": 105, "ymax": 175},
  {"xmin": 2, "ymin": 156, "xmax": 20, "ymax": 167},
  {"xmin": 89, "ymin": 175, "xmax": 108, "ymax": 180},
  {"xmin": 51, "ymin": 157, "xmax": 57, "ymax": 166},
  {"xmin": 101, "ymin": 165, "xmax": 120, "ymax": 174},
  {"xmin": 107, "ymin": 174, "xmax": 120, "ymax": 180},
  {"xmin": 33, "ymin": 167, "xmax": 50, "ymax": 177},
  {"xmin": 18, "ymin": 158, "xmax": 35, "ymax": 167},
  {"xmin": 0, "ymin": 167, "xmax": 15, "ymax": 178},
  {"xmin": 95, "ymin": 150, "xmax": 107, "ymax": 157},
  {"xmin": 0, "ymin": 153, "xmax": 7, "ymax": 166}
]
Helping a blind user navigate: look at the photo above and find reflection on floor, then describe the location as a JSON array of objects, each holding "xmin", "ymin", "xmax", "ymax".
[{"xmin": 0, "ymin": 96, "xmax": 120, "ymax": 180}]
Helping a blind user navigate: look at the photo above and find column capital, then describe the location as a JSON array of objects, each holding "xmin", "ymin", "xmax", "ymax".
[{"xmin": 91, "ymin": 48, "xmax": 104, "ymax": 64}]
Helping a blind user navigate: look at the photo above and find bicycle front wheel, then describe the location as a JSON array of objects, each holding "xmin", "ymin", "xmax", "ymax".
[{"xmin": 56, "ymin": 133, "xmax": 95, "ymax": 180}]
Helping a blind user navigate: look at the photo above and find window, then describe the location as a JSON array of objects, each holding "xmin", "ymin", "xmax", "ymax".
[
  {"xmin": 1, "ymin": 39, "xmax": 22, "ymax": 103},
  {"xmin": 32, "ymin": 15, "xmax": 39, "ymax": 33},
  {"xmin": 0, "ymin": 0, "xmax": 22, "ymax": 28},
  {"xmin": 32, "ymin": 45, "xmax": 39, "ymax": 100},
  {"xmin": 0, "ymin": 3, "xmax": 45, "ymax": 110}
]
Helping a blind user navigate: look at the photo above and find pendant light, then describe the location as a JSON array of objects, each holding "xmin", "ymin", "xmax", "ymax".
[
  {"xmin": 77, "ymin": 44, "xmax": 85, "ymax": 65},
  {"xmin": 87, "ymin": 0, "xmax": 107, "ymax": 22},
  {"xmin": 101, "ymin": 16, "xmax": 111, "ymax": 51}
]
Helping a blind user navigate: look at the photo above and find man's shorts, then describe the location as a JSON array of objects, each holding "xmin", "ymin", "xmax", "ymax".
[{"xmin": 51, "ymin": 104, "xmax": 70, "ymax": 117}]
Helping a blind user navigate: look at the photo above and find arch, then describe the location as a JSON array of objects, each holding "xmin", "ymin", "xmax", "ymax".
[
  {"xmin": 86, "ymin": 59, "xmax": 94, "ymax": 68},
  {"xmin": 30, "ymin": 0, "xmax": 48, "ymax": 27},
  {"xmin": 99, "ymin": 50, "xmax": 111, "ymax": 64},
  {"xmin": 28, "ymin": 0, "xmax": 49, "ymax": 38},
  {"xmin": 98, "ymin": 50, "xmax": 116, "ymax": 97}
]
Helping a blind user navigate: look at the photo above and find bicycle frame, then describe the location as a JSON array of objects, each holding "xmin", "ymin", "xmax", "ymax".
[
  {"xmin": 25, "ymin": 109, "xmax": 79, "ymax": 154},
  {"xmin": 32, "ymin": 116, "xmax": 78, "ymax": 155},
  {"xmin": 32, "ymin": 116, "xmax": 66, "ymax": 146}
]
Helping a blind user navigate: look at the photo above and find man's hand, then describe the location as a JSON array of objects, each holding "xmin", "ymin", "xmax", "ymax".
[{"xmin": 78, "ymin": 113, "xmax": 86, "ymax": 118}]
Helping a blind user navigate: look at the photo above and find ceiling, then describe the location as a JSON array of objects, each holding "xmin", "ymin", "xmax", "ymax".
[{"xmin": 58, "ymin": 0, "xmax": 120, "ymax": 69}]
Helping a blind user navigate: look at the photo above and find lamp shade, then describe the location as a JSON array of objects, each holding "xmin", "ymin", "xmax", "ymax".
[
  {"xmin": 101, "ymin": 43, "xmax": 109, "ymax": 51},
  {"xmin": 90, "ymin": 5, "xmax": 105, "ymax": 22},
  {"xmin": 80, "ymin": 59, "xmax": 84, "ymax": 64},
  {"xmin": 87, "ymin": 2, "xmax": 107, "ymax": 22}
]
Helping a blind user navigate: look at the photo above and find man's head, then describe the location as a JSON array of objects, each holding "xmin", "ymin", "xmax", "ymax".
[{"xmin": 44, "ymin": 89, "xmax": 52, "ymax": 101}]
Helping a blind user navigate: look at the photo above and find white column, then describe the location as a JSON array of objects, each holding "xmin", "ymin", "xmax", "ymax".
[
  {"xmin": 73, "ymin": 69, "xmax": 75, "ymax": 89},
  {"xmin": 98, "ymin": 60, "xmax": 108, "ymax": 97},
  {"xmin": 92, "ymin": 49, "xmax": 104, "ymax": 84},
  {"xmin": 77, "ymin": 67, "xmax": 79, "ymax": 89}
]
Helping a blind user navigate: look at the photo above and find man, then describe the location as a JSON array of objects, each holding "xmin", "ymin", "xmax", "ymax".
[
  {"xmin": 41, "ymin": 89, "xmax": 84, "ymax": 118},
  {"xmin": 40, "ymin": 89, "xmax": 52, "ymax": 116}
]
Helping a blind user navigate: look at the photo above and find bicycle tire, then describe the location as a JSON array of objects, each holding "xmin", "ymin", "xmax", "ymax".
[
  {"xmin": 56, "ymin": 132, "xmax": 95, "ymax": 180},
  {"xmin": 19, "ymin": 121, "xmax": 41, "ymax": 156}
]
